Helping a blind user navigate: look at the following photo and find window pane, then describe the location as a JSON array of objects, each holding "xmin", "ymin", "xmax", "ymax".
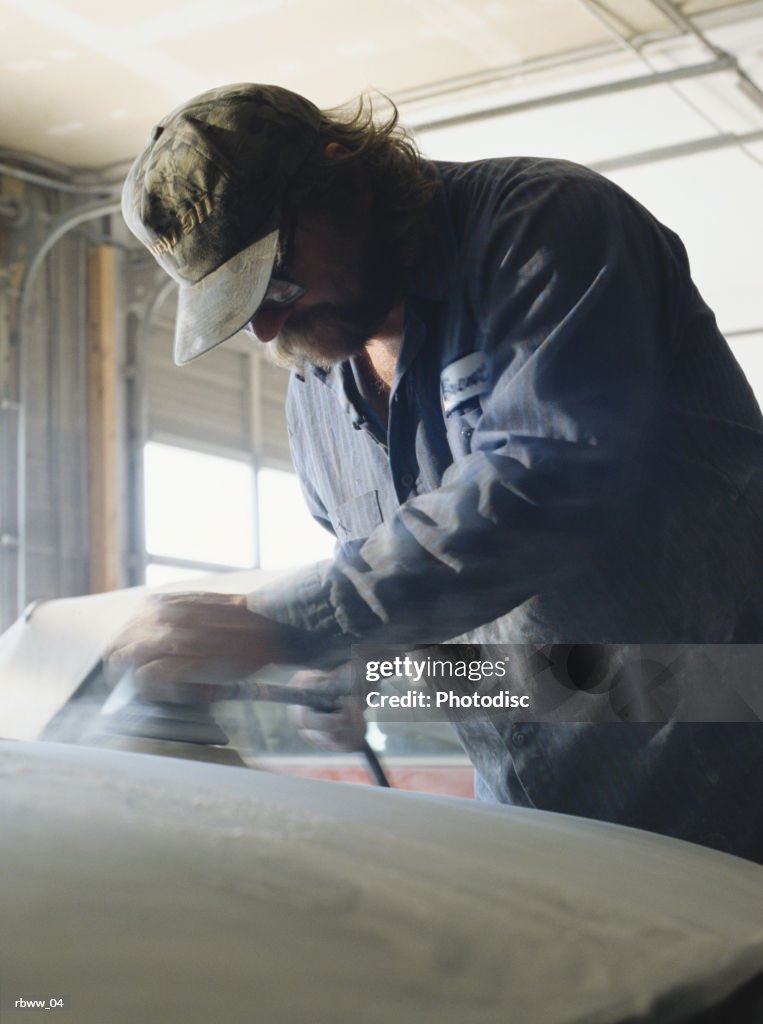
[
  {"xmin": 258, "ymin": 467, "xmax": 335, "ymax": 570},
  {"xmin": 145, "ymin": 563, "xmax": 209, "ymax": 587},
  {"xmin": 144, "ymin": 442, "xmax": 255, "ymax": 567}
]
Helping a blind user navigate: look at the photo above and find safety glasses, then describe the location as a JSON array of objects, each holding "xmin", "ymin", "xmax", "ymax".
[{"xmin": 259, "ymin": 275, "xmax": 305, "ymax": 311}]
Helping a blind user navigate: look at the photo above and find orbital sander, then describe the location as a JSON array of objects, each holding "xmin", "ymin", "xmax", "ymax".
[{"xmin": 96, "ymin": 672, "xmax": 390, "ymax": 785}]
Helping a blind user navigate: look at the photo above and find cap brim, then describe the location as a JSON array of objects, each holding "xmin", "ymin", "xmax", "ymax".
[{"xmin": 173, "ymin": 228, "xmax": 279, "ymax": 366}]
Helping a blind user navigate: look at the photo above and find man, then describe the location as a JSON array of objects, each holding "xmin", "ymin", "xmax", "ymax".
[{"xmin": 108, "ymin": 83, "xmax": 763, "ymax": 861}]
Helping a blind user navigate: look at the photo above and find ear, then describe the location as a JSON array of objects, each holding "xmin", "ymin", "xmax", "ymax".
[{"xmin": 324, "ymin": 142, "xmax": 348, "ymax": 158}]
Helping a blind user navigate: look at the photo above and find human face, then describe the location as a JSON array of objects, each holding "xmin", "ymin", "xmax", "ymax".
[{"xmin": 245, "ymin": 208, "xmax": 401, "ymax": 372}]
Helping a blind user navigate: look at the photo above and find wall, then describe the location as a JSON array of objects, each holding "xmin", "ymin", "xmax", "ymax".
[{"xmin": 0, "ymin": 175, "xmax": 103, "ymax": 630}]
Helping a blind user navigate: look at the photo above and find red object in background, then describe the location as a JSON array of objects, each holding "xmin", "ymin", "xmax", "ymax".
[{"xmin": 260, "ymin": 756, "xmax": 475, "ymax": 798}]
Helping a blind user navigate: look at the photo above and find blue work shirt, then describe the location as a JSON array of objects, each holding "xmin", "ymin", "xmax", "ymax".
[{"xmin": 255, "ymin": 157, "xmax": 763, "ymax": 861}]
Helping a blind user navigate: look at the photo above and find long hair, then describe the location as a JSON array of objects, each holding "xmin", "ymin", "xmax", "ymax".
[{"xmin": 282, "ymin": 95, "xmax": 437, "ymax": 270}]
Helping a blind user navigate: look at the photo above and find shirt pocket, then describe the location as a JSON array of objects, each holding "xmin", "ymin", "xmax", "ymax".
[{"xmin": 330, "ymin": 490, "xmax": 384, "ymax": 543}]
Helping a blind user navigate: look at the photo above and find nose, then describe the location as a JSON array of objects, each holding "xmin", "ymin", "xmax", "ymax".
[{"xmin": 247, "ymin": 308, "xmax": 292, "ymax": 343}]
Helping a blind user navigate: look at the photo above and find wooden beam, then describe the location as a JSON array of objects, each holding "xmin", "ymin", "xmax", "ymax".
[
  {"xmin": 86, "ymin": 245, "xmax": 121, "ymax": 593},
  {"xmin": 0, "ymin": 174, "xmax": 23, "ymax": 412}
]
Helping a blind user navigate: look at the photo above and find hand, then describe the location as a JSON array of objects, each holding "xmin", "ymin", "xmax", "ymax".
[
  {"xmin": 287, "ymin": 665, "xmax": 367, "ymax": 752},
  {"xmin": 102, "ymin": 592, "xmax": 285, "ymax": 703}
]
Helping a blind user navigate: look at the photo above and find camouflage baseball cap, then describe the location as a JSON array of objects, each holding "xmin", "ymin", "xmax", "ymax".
[{"xmin": 122, "ymin": 83, "xmax": 321, "ymax": 365}]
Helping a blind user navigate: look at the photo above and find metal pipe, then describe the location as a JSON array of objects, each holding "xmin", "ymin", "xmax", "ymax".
[
  {"xmin": 0, "ymin": 161, "xmax": 121, "ymax": 197},
  {"xmin": 397, "ymin": 0, "xmax": 760, "ymax": 120},
  {"xmin": 11, "ymin": 199, "xmax": 121, "ymax": 616},
  {"xmin": 576, "ymin": 0, "xmax": 733, "ymax": 145},
  {"xmin": 575, "ymin": 0, "xmax": 763, "ymax": 178},
  {"xmin": 131, "ymin": 276, "xmax": 177, "ymax": 584},
  {"xmin": 648, "ymin": 0, "xmax": 763, "ymax": 112},
  {"xmin": 592, "ymin": 126, "xmax": 763, "ymax": 173},
  {"xmin": 412, "ymin": 57, "xmax": 733, "ymax": 133},
  {"xmin": 575, "ymin": 0, "xmax": 642, "ymax": 53},
  {"xmin": 649, "ymin": 0, "xmax": 728, "ymax": 59},
  {"xmin": 0, "ymin": 146, "xmax": 106, "ymax": 181},
  {"xmin": 724, "ymin": 326, "xmax": 763, "ymax": 339},
  {"xmin": 394, "ymin": 40, "xmax": 629, "ymax": 109}
]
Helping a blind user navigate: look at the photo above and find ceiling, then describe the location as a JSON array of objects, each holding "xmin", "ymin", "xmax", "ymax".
[
  {"xmin": 2, "ymin": 0, "xmax": 762, "ymax": 387},
  {"xmin": 0, "ymin": 0, "xmax": 755, "ymax": 169}
]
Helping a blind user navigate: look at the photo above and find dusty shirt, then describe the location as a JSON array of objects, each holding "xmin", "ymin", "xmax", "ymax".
[{"xmin": 255, "ymin": 157, "xmax": 763, "ymax": 860}]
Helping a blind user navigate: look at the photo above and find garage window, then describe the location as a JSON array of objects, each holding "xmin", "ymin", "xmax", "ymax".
[
  {"xmin": 143, "ymin": 445, "xmax": 335, "ymax": 583},
  {"xmin": 143, "ymin": 441, "xmax": 256, "ymax": 583},
  {"xmin": 257, "ymin": 467, "xmax": 336, "ymax": 570}
]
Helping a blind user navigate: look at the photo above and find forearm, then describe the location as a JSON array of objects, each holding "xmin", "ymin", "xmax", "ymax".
[{"xmin": 252, "ymin": 440, "xmax": 615, "ymax": 653}]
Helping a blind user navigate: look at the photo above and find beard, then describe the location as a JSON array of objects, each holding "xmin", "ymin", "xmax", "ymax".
[
  {"xmin": 264, "ymin": 215, "xmax": 404, "ymax": 374},
  {"xmin": 264, "ymin": 294, "xmax": 396, "ymax": 373}
]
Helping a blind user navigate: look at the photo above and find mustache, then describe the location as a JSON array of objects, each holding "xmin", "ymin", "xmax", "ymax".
[{"xmin": 284, "ymin": 299, "xmax": 389, "ymax": 340}]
